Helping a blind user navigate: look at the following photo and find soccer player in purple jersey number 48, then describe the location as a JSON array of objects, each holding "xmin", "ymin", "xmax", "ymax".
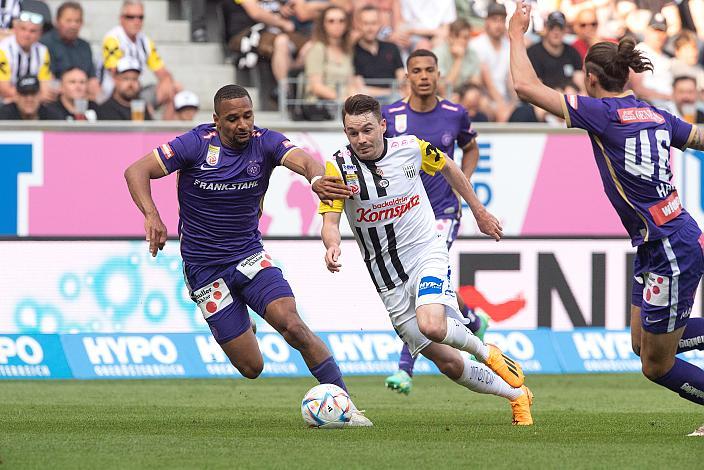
[
  {"xmin": 124, "ymin": 85, "xmax": 372, "ymax": 427},
  {"xmin": 509, "ymin": 2, "xmax": 704, "ymax": 436}
]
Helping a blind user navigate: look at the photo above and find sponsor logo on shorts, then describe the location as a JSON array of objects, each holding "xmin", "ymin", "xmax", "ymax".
[
  {"xmin": 192, "ymin": 278, "xmax": 233, "ymax": 320},
  {"xmin": 418, "ymin": 276, "xmax": 443, "ymax": 296},
  {"xmin": 643, "ymin": 274, "xmax": 670, "ymax": 307},
  {"xmin": 236, "ymin": 251, "xmax": 274, "ymax": 280},
  {"xmin": 355, "ymin": 195, "xmax": 420, "ymax": 223}
]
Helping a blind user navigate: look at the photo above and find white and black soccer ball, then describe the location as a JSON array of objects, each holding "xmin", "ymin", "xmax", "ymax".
[{"xmin": 301, "ymin": 384, "xmax": 352, "ymax": 428}]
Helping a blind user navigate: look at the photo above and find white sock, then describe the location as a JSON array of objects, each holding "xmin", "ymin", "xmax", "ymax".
[
  {"xmin": 441, "ymin": 316, "xmax": 489, "ymax": 362},
  {"xmin": 454, "ymin": 354, "xmax": 523, "ymax": 401}
]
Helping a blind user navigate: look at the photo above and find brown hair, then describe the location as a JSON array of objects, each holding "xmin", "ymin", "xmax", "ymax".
[
  {"xmin": 57, "ymin": 1, "xmax": 83, "ymax": 19},
  {"xmin": 449, "ymin": 18, "xmax": 471, "ymax": 36},
  {"xmin": 584, "ymin": 37, "xmax": 653, "ymax": 92},
  {"xmin": 312, "ymin": 5, "xmax": 352, "ymax": 53},
  {"xmin": 673, "ymin": 30, "xmax": 697, "ymax": 51},
  {"xmin": 342, "ymin": 94, "xmax": 381, "ymax": 124}
]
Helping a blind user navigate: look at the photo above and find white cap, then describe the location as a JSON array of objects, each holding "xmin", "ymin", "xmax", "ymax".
[
  {"xmin": 116, "ymin": 56, "xmax": 142, "ymax": 74},
  {"xmin": 174, "ymin": 90, "xmax": 200, "ymax": 111}
]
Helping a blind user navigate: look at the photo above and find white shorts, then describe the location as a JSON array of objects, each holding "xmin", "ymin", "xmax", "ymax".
[{"xmin": 378, "ymin": 240, "xmax": 463, "ymax": 357}]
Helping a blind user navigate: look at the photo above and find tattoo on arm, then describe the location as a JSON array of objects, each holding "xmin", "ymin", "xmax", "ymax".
[{"xmin": 690, "ymin": 127, "xmax": 704, "ymax": 151}]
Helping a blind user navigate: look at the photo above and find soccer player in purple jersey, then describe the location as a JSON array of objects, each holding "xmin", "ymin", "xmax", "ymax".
[
  {"xmin": 124, "ymin": 84, "xmax": 372, "ymax": 427},
  {"xmin": 509, "ymin": 2, "xmax": 704, "ymax": 435},
  {"xmin": 381, "ymin": 49, "xmax": 490, "ymax": 394}
]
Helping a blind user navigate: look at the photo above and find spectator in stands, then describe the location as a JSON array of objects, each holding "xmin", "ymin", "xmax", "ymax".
[
  {"xmin": 617, "ymin": 0, "xmax": 680, "ymax": 36},
  {"xmin": 396, "ymin": 0, "xmax": 456, "ymax": 51},
  {"xmin": 632, "ymin": 13, "xmax": 673, "ymax": 102},
  {"xmin": 101, "ymin": 0, "xmax": 178, "ymax": 109},
  {"xmin": 471, "ymin": 2, "xmax": 514, "ymax": 120},
  {"xmin": 353, "ymin": 5, "xmax": 404, "ymax": 99},
  {"xmin": 45, "ymin": 67, "xmax": 98, "ymax": 121},
  {"xmin": 0, "ymin": 10, "xmax": 56, "ymax": 102},
  {"xmin": 172, "ymin": 89, "xmax": 199, "ymax": 121},
  {"xmin": 571, "ymin": 7, "xmax": 600, "ymax": 60},
  {"xmin": 527, "ymin": 11, "xmax": 583, "ymax": 89},
  {"xmin": 0, "ymin": 0, "xmax": 20, "ymax": 41},
  {"xmin": 671, "ymin": 30, "xmax": 704, "ymax": 88},
  {"xmin": 458, "ymin": 82, "xmax": 489, "ymax": 122},
  {"xmin": 304, "ymin": 6, "xmax": 361, "ymax": 104},
  {"xmin": 433, "ymin": 18, "xmax": 480, "ymax": 93},
  {"xmin": 41, "ymin": 2, "xmax": 100, "ymax": 101},
  {"xmin": 667, "ymin": 75, "xmax": 704, "ymax": 123},
  {"xmin": 97, "ymin": 56, "xmax": 152, "ymax": 120},
  {"xmin": 0, "ymin": 74, "xmax": 62, "ymax": 119},
  {"xmin": 222, "ymin": 0, "xmax": 308, "ymax": 87},
  {"xmin": 352, "ymin": 0, "xmax": 401, "ymax": 43}
]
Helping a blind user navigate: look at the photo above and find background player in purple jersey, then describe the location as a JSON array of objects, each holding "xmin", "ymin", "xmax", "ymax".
[
  {"xmin": 509, "ymin": 2, "xmax": 704, "ymax": 435},
  {"xmin": 381, "ymin": 49, "xmax": 490, "ymax": 394},
  {"xmin": 124, "ymin": 84, "xmax": 372, "ymax": 427}
]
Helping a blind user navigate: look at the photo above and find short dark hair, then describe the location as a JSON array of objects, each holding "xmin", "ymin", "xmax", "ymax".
[
  {"xmin": 57, "ymin": 1, "xmax": 83, "ymax": 20},
  {"xmin": 342, "ymin": 94, "xmax": 381, "ymax": 124},
  {"xmin": 213, "ymin": 84, "xmax": 251, "ymax": 114},
  {"xmin": 673, "ymin": 75, "xmax": 697, "ymax": 88},
  {"xmin": 60, "ymin": 66, "xmax": 88, "ymax": 80},
  {"xmin": 406, "ymin": 49, "xmax": 438, "ymax": 69},
  {"xmin": 449, "ymin": 19, "xmax": 471, "ymax": 36}
]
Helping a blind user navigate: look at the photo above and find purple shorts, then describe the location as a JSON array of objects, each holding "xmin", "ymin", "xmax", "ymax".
[
  {"xmin": 184, "ymin": 250, "xmax": 294, "ymax": 344},
  {"xmin": 631, "ymin": 218, "xmax": 704, "ymax": 334}
]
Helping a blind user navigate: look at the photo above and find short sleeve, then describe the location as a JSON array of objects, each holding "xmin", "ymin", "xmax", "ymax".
[
  {"xmin": 418, "ymin": 138, "xmax": 446, "ymax": 175},
  {"xmin": 262, "ymin": 129, "xmax": 299, "ymax": 166},
  {"xmin": 456, "ymin": 110, "xmax": 477, "ymax": 148},
  {"xmin": 0, "ymin": 48, "xmax": 11, "ymax": 81},
  {"xmin": 662, "ymin": 110, "xmax": 695, "ymax": 150},
  {"xmin": 305, "ymin": 42, "xmax": 325, "ymax": 78},
  {"xmin": 561, "ymin": 94, "xmax": 609, "ymax": 135},
  {"xmin": 38, "ymin": 49, "xmax": 52, "ymax": 81},
  {"xmin": 145, "ymin": 38, "xmax": 164, "ymax": 71},
  {"xmin": 318, "ymin": 160, "xmax": 345, "ymax": 214},
  {"xmin": 102, "ymin": 35, "xmax": 123, "ymax": 69},
  {"xmin": 153, "ymin": 130, "xmax": 203, "ymax": 175}
]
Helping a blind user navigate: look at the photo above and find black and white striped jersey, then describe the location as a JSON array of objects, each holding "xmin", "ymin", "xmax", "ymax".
[
  {"xmin": 320, "ymin": 135, "xmax": 448, "ymax": 292},
  {"xmin": 0, "ymin": 34, "xmax": 52, "ymax": 84},
  {"xmin": 0, "ymin": 0, "xmax": 20, "ymax": 29}
]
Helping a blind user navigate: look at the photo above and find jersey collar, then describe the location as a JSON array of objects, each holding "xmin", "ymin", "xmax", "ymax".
[{"xmin": 349, "ymin": 138, "xmax": 388, "ymax": 164}]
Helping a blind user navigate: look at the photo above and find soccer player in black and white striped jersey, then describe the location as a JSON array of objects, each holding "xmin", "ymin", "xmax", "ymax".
[{"xmin": 319, "ymin": 94, "xmax": 534, "ymax": 425}]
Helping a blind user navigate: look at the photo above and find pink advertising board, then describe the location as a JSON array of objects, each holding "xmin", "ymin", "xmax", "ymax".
[{"xmin": 3, "ymin": 128, "xmax": 699, "ymax": 237}]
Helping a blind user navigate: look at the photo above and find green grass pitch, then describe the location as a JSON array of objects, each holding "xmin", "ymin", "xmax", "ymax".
[{"xmin": 1, "ymin": 374, "xmax": 702, "ymax": 469}]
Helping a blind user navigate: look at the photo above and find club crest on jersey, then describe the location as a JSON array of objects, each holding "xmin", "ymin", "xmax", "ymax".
[
  {"xmin": 207, "ymin": 145, "xmax": 220, "ymax": 166},
  {"xmin": 246, "ymin": 162, "xmax": 261, "ymax": 176},
  {"xmin": 395, "ymin": 114, "xmax": 407, "ymax": 133},
  {"xmin": 441, "ymin": 132, "xmax": 453, "ymax": 147},
  {"xmin": 403, "ymin": 164, "xmax": 417, "ymax": 179}
]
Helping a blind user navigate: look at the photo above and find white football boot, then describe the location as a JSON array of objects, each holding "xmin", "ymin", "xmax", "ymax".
[{"xmin": 346, "ymin": 402, "xmax": 373, "ymax": 427}]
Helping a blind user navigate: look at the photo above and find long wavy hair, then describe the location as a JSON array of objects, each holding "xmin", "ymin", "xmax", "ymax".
[{"xmin": 312, "ymin": 5, "xmax": 353, "ymax": 53}]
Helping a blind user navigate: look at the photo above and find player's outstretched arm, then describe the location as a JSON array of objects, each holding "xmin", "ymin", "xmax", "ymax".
[
  {"xmin": 440, "ymin": 158, "xmax": 503, "ymax": 241},
  {"xmin": 124, "ymin": 152, "xmax": 169, "ymax": 257},
  {"xmin": 321, "ymin": 212, "xmax": 343, "ymax": 273},
  {"xmin": 282, "ymin": 148, "xmax": 352, "ymax": 205},
  {"xmin": 508, "ymin": 2, "xmax": 565, "ymax": 119}
]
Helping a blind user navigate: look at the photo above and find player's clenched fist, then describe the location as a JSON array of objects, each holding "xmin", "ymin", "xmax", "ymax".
[
  {"xmin": 475, "ymin": 209, "xmax": 503, "ymax": 242},
  {"xmin": 325, "ymin": 245, "xmax": 342, "ymax": 273},
  {"xmin": 145, "ymin": 213, "xmax": 168, "ymax": 257}
]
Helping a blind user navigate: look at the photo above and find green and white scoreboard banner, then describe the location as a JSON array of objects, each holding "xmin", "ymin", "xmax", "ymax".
[{"xmin": 1, "ymin": 329, "xmax": 702, "ymax": 380}]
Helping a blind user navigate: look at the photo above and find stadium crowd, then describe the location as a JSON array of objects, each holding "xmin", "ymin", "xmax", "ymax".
[{"xmin": 0, "ymin": 0, "xmax": 702, "ymax": 123}]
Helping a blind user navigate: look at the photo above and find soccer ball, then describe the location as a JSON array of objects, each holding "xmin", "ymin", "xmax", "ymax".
[{"xmin": 301, "ymin": 384, "xmax": 352, "ymax": 428}]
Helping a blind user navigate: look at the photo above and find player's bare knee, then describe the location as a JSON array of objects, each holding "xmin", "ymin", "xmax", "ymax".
[
  {"xmin": 437, "ymin": 357, "xmax": 463, "ymax": 380},
  {"xmin": 282, "ymin": 320, "xmax": 311, "ymax": 350},
  {"xmin": 417, "ymin": 316, "xmax": 445, "ymax": 343},
  {"xmin": 641, "ymin": 356, "xmax": 671, "ymax": 381}
]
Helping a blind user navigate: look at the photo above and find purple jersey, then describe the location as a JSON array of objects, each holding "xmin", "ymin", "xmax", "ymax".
[
  {"xmin": 563, "ymin": 92, "xmax": 696, "ymax": 245},
  {"xmin": 382, "ymin": 98, "xmax": 477, "ymax": 219},
  {"xmin": 154, "ymin": 124, "xmax": 298, "ymax": 265}
]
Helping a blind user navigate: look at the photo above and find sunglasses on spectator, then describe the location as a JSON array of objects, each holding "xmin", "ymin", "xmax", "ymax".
[
  {"xmin": 122, "ymin": 14, "xmax": 145, "ymax": 20},
  {"xmin": 579, "ymin": 22, "xmax": 598, "ymax": 28},
  {"xmin": 19, "ymin": 11, "xmax": 44, "ymax": 25}
]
